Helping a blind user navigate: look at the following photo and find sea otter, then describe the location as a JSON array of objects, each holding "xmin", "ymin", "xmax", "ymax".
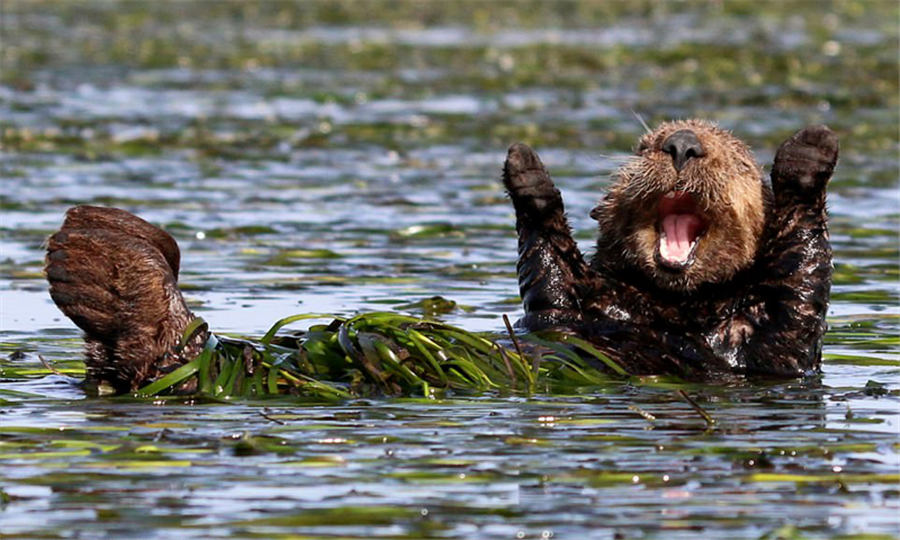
[
  {"xmin": 44, "ymin": 121, "xmax": 837, "ymax": 391},
  {"xmin": 503, "ymin": 121, "xmax": 838, "ymax": 378}
]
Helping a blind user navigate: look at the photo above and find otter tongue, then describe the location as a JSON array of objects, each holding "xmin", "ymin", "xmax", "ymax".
[{"xmin": 660, "ymin": 213, "xmax": 702, "ymax": 264}]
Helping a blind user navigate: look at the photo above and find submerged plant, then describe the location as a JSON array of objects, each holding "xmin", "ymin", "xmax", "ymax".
[{"xmin": 135, "ymin": 312, "xmax": 626, "ymax": 399}]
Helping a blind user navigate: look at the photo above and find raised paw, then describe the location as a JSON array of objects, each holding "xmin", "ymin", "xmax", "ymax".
[
  {"xmin": 771, "ymin": 125, "xmax": 839, "ymax": 197},
  {"xmin": 503, "ymin": 143, "xmax": 564, "ymax": 218}
]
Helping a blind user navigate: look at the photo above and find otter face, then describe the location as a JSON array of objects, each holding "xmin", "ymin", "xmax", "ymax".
[{"xmin": 592, "ymin": 120, "xmax": 768, "ymax": 292}]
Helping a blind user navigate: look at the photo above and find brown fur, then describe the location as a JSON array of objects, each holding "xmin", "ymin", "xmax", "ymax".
[
  {"xmin": 45, "ymin": 206, "xmax": 206, "ymax": 393},
  {"xmin": 41, "ymin": 122, "xmax": 836, "ymax": 390},
  {"xmin": 503, "ymin": 122, "xmax": 837, "ymax": 378},
  {"xmin": 591, "ymin": 120, "xmax": 768, "ymax": 291}
]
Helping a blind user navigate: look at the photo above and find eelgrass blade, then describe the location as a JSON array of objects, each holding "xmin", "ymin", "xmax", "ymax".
[
  {"xmin": 373, "ymin": 341, "xmax": 429, "ymax": 396},
  {"xmin": 212, "ymin": 355, "xmax": 236, "ymax": 396},
  {"xmin": 407, "ymin": 330, "xmax": 448, "ymax": 385},
  {"xmin": 251, "ymin": 365, "xmax": 265, "ymax": 396},
  {"xmin": 138, "ymin": 357, "xmax": 201, "ymax": 396},
  {"xmin": 560, "ymin": 335, "xmax": 629, "ymax": 376},
  {"xmin": 138, "ymin": 333, "xmax": 218, "ymax": 396},
  {"xmin": 178, "ymin": 317, "xmax": 209, "ymax": 349},
  {"xmin": 260, "ymin": 314, "xmax": 332, "ymax": 345},
  {"xmin": 266, "ymin": 361, "xmax": 280, "ymax": 394}
]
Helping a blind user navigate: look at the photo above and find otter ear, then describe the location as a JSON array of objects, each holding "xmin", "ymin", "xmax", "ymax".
[
  {"xmin": 771, "ymin": 125, "xmax": 838, "ymax": 199},
  {"xmin": 589, "ymin": 205, "xmax": 603, "ymax": 221}
]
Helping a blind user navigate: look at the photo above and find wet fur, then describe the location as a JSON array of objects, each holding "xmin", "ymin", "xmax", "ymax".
[
  {"xmin": 503, "ymin": 122, "xmax": 837, "ymax": 379},
  {"xmin": 45, "ymin": 206, "xmax": 207, "ymax": 393},
  {"xmin": 593, "ymin": 120, "xmax": 768, "ymax": 291},
  {"xmin": 42, "ymin": 123, "xmax": 836, "ymax": 390}
]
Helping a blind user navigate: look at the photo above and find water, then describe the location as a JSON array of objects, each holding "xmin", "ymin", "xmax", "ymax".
[{"xmin": 1, "ymin": 2, "xmax": 898, "ymax": 538}]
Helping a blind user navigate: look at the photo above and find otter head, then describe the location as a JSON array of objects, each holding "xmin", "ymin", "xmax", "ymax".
[{"xmin": 591, "ymin": 119, "xmax": 768, "ymax": 292}]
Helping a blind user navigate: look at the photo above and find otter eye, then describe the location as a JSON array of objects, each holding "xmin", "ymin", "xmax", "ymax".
[{"xmin": 636, "ymin": 141, "xmax": 649, "ymax": 154}]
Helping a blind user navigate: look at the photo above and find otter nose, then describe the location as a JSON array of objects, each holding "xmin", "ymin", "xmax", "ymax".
[{"xmin": 662, "ymin": 129, "xmax": 705, "ymax": 172}]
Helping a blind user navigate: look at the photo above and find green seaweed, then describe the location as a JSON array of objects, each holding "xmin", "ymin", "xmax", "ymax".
[
  {"xmin": 135, "ymin": 311, "xmax": 624, "ymax": 399},
  {"xmin": 2, "ymin": 1, "xmax": 898, "ymax": 538}
]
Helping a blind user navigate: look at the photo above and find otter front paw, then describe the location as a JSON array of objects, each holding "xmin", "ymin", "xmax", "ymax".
[
  {"xmin": 771, "ymin": 125, "xmax": 839, "ymax": 197},
  {"xmin": 503, "ymin": 142, "xmax": 564, "ymax": 219}
]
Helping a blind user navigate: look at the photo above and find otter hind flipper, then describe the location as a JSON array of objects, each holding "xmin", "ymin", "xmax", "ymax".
[
  {"xmin": 502, "ymin": 143, "xmax": 591, "ymax": 330},
  {"xmin": 59, "ymin": 205, "xmax": 182, "ymax": 277},
  {"xmin": 45, "ymin": 207, "xmax": 203, "ymax": 393}
]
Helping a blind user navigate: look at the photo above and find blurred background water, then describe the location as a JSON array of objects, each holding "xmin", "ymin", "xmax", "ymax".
[{"xmin": 1, "ymin": 2, "xmax": 898, "ymax": 538}]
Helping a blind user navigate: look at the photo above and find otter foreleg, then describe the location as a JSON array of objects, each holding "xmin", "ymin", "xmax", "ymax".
[
  {"xmin": 747, "ymin": 125, "xmax": 838, "ymax": 376},
  {"xmin": 45, "ymin": 206, "xmax": 207, "ymax": 393},
  {"xmin": 502, "ymin": 143, "xmax": 590, "ymax": 330}
]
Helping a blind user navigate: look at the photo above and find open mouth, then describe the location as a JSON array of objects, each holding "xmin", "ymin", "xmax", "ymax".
[{"xmin": 655, "ymin": 190, "xmax": 707, "ymax": 270}]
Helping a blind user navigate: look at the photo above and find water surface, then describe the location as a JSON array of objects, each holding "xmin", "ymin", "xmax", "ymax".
[{"xmin": 1, "ymin": 2, "xmax": 898, "ymax": 538}]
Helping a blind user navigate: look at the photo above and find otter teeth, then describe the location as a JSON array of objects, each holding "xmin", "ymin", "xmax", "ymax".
[
  {"xmin": 659, "ymin": 213, "xmax": 702, "ymax": 265},
  {"xmin": 659, "ymin": 232, "xmax": 697, "ymax": 263}
]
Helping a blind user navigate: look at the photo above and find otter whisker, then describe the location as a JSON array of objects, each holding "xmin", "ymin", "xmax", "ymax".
[{"xmin": 631, "ymin": 109, "xmax": 652, "ymax": 135}]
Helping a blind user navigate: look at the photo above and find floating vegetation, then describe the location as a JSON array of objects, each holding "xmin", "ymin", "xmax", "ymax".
[
  {"xmin": 2, "ymin": 1, "xmax": 898, "ymax": 538},
  {"xmin": 135, "ymin": 311, "xmax": 624, "ymax": 399}
]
